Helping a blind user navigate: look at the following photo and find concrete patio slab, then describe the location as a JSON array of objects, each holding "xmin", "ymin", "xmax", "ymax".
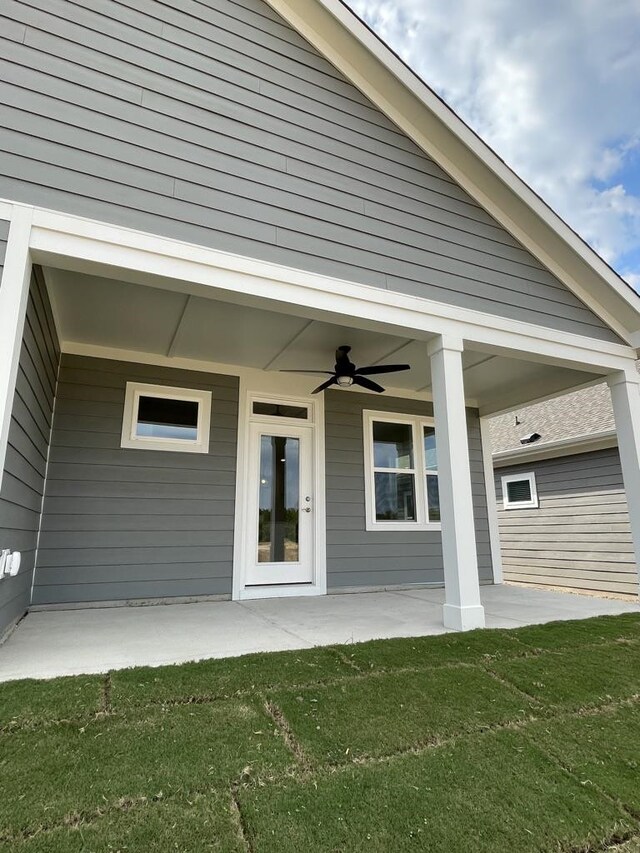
[{"xmin": 0, "ymin": 585, "xmax": 637, "ymax": 681}]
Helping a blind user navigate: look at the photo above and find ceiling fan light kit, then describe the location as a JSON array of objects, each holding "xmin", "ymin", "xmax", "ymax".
[{"xmin": 280, "ymin": 346, "xmax": 411, "ymax": 394}]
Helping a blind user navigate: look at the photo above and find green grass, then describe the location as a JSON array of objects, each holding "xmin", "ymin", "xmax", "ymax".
[
  {"xmin": 269, "ymin": 666, "xmax": 536, "ymax": 763},
  {"xmin": 0, "ymin": 699, "xmax": 290, "ymax": 837},
  {"xmin": 4, "ymin": 793, "xmax": 244, "ymax": 852},
  {"xmin": 490, "ymin": 642, "xmax": 640, "ymax": 709},
  {"xmin": 110, "ymin": 646, "xmax": 353, "ymax": 708},
  {"xmin": 526, "ymin": 704, "xmax": 640, "ymax": 813},
  {"xmin": 0, "ymin": 612, "xmax": 639, "ymax": 851},
  {"xmin": 0, "ymin": 675, "xmax": 103, "ymax": 728},
  {"xmin": 239, "ymin": 729, "xmax": 634, "ymax": 853}
]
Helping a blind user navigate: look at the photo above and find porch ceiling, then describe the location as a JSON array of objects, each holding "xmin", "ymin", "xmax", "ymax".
[{"xmin": 43, "ymin": 266, "xmax": 600, "ymax": 413}]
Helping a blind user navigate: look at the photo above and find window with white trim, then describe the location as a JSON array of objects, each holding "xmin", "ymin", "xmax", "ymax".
[
  {"xmin": 501, "ymin": 472, "xmax": 538, "ymax": 509},
  {"xmin": 363, "ymin": 411, "xmax": 441, "ymax": 531},
  {"xmin": 121, "ymin": 383, "xmax": 212, "ymax": 453}
]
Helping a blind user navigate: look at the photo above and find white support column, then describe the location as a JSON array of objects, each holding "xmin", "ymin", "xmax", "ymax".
[
  {"xmin": 607, "ymin": 369, "xmax": 640, "ymax": 587},
  {"xmin": 0, "ymin": 205, "xmax": 33, "ymax": 492},
  {"xmin": 480, "ymin": 415, "xmax": 504, "ymax": 584},
  {"xmin": 429, "ymin": 335, "xmax": 485, "ymax": 630}
]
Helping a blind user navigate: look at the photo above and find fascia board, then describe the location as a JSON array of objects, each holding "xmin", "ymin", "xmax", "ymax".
[{"xmin": 492, "ymin": 429, "xmax": 618, "ymax": 467}]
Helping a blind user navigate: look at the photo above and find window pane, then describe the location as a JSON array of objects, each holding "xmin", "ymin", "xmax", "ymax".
[
  {"xmin": 373, "ymin": 421, "xmax": 414, "ymax": 469},
  {"xmin": 423, "ymin": 426, "xmax": 437, "ymax": 471},
  {"xmin": 136, "ymin": 396, "xmax": 199, "ymax": 440},
  {"xmin": 426, "ymin": 474, "xmax": 440, "ymax": 521},
  {"xmin": 374, "ymin": 472, "xmax": 416, "ymax": 521},
  {"xmin": 507, "ymin": 479, "xmax": 532, "ymax": 504},
  {"xmin": 252, "ymin": 402, "xmax": 308, "ymax": 419},
  {"xmin": 258, "ymin": 436, "xmax": 300, "ymax": 563}
]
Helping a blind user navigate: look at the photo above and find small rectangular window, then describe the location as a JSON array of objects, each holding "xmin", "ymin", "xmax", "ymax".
[
  {"xmin": 121, "ymin": 383, "xmax": 211, "ymax": 453},
  {"xmin": 363, "ymin": 411, "xmax": 441, "ymax": 531},
  {"xmin": 502, "ymin": 472, "xmax": 538, "ymax": 509},
  {"xmin": 252, "ymin": 402, "xmax": 308, "ymax": 419}
]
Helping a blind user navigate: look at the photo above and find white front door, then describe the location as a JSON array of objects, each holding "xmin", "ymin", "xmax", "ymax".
[{"xmin": 245, "ymin": 421, "xmax": 315, "ymax": 586}]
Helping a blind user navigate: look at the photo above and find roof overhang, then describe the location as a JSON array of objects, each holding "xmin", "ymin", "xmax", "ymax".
[
  {"xmin": 264, "ymin": 0, "xmax": 640, "ymax": 347},
  {"xmin": 493, "ymin": 429, "xmax": 618, "ymax": 468}
]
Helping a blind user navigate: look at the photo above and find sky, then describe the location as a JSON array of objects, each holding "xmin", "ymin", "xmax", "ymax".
[{"xmin": 346, "ymin": 0, "xmax": 640, "ymax": 290}]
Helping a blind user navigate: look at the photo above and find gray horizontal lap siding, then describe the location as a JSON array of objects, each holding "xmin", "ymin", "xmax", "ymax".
[
  {"xmin": 0, "ymin": 0, "xmax": 619, "ymax": 343},
  {"xmin": 0, "ymin": 265, "xmax": 60, "ymax": 635},
  {"xmin": 325, "ymin": 392, "xmax": 492, "ymax": 590},
  {"xmin": 495, "ymin": 448, "xmax": 638, "ymax": 596},
  {"xmin": 32, "ymin": 355, "xmax": 239, "ymax": 605}
]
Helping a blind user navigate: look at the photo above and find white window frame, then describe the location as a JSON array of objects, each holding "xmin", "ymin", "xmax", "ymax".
[
  {"xmin": 501, "ymin": 471, "xmax": 539, "ymax": 509},
  {"xmin": 120, "ymin": 382, "xmax": 212, "ymax": 454},
  {"xmin": 363, "ymin": 410, "xmax": 441, "ymax": 532}
]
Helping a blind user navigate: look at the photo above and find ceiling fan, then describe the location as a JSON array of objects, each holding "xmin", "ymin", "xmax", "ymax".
[{"xmin": 280, "ymin": 346, "xmax": 410, "ymax": 394}]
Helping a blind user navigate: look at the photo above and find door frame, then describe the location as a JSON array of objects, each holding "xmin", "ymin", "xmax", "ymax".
[{"xmin": 232, "ymin": 375, "xmax": 326, "ymax": 600}]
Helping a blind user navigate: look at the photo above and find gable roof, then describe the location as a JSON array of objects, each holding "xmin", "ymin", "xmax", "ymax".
[
  {"xmin": 265, "ymin": 0, "xmax": 640, "ymax": 346},
  {"xmin": 490, "ymin": 382, "xmax": 615, "ymax": 457}
]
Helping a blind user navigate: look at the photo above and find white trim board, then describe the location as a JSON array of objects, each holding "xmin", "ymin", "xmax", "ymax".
[
  {"xmin": 362, "ymin": 409, "xmax": 442, "ymax": 532},
  {"xmin": 0, "ymin": 206, "xmax": 33, "ymax": 494},
  {"xmin": 480, "ymin": 416, "xmax": 503, "ymax": 584},
  {"xmin": 232, "ymin": 382, "xmax": 327, "ymax": 601},
  {"xmin": 501, "ymin": 471, "xmax": 539, "ymax": 510},
  {"xmin": 120, "ymin": 382, "xmax": 212, "ymax": 454},
  {"xmin": 19, "ymin": 201, "xmax": 637, "ymax": 375},
  {"xmin": 263, "ymin": 0, "xmax": 640, "ymax": 345},
  {"xmin": 493, "ymin": 430, "xmax": 618, "ymax": 468}
]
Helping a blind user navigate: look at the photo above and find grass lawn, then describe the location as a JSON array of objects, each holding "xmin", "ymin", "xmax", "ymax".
[{"xmin": 0, "ymin": 613, "xmax": 638, "ymax": 851}]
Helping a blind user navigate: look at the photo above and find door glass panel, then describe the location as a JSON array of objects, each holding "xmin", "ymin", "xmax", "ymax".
[
  {"xmin": 374, "ymin": 472, "xmax": 416, "ymax": 521},
  {"xmin": 258, "ymin": 435, "xmax": 300, "ymax": 563}
]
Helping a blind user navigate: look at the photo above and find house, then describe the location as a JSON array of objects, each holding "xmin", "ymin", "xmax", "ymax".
[
  {"xmin": 490, "ymin": 380, "xmax": 639, "ymax": 597},
  {"xmin": 0, "ymin": 0, "xmax": 639, "ymax": 643}
]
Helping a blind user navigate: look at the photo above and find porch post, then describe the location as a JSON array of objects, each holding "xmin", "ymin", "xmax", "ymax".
[
  {"xmin": 428, "ymin": 335, "xmax": 485, "ymax": 630},
  {"xmin": 607, "ymin": 369, "xmax": 640, "ymax": 586},
  {"xmin": 0, "ymin": 205, "xmax": 33, "ymax": 492}
]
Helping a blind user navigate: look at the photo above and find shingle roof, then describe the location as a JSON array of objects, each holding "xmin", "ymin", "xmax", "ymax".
[
  {"xmin": 489, "ymin": 361, "xmax": 640, "ymax": 455},
  {"xmin": 488, "ymin": 382, "xmax": 615, "ymax": 455}
]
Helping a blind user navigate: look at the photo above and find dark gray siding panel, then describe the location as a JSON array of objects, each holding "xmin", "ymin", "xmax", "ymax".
[
  {"xmin": 325, "ymin": 392, "xmax": 492, "ymax": 589},
  {"xmin": 495, "ymin": 448, "xmax": 638, "ymax": 595},
  {"xmin": 0, "ymin": 266, "xmax": 60, "ymax": 635},
  {"xmin": 0, "ymin": 0, "xmax": 619, "ymax": 342},
  {"xmin": 33, "ymin": 355, "xmax": 239, "ymax": 605}
]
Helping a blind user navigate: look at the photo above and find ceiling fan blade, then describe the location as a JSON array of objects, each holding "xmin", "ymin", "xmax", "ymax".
[
  {"xmin": 355, "ymin": 364, "xmax": 411, "ymax": 376},
  {"xmin": 312, "ymin": 376, "xmax": 339, "ymax": 394},
  {"xmin": 279, "ymin": 370, "xmax": 334, "ymax": 375},
  {"xmin": 353, "ymin": 375, "xmax": 385, "ymax": 393}
]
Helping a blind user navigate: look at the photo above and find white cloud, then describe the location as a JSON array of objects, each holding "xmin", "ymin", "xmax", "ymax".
[{"xmin": 347, "ymin": 0, "xmax": 640, "ymax": 286}]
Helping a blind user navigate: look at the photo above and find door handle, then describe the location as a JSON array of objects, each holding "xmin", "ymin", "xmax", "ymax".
[{"xmin": 302, "ymin": 507, "xmax": 312, "ymax": 513}]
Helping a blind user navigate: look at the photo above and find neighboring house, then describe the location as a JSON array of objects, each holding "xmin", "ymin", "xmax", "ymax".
[
  {"xmin": 490, "ymin": 381, "xmax": 639, "ymax": 597},
  {"xmin": 0, "ymin": 0, "xmax": 639, "ymax": 641}
]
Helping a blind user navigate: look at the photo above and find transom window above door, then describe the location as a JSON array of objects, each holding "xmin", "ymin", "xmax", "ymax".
[
  {"xmin": 121, "ymin": 382, "xmax": 211, "ymax": 453},
  {"xmin": 363, "ymin": 411, "xmax": 441, "ymax": 531}
]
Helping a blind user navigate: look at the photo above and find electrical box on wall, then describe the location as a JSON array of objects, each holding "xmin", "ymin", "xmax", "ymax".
[{"xmin": 0, "ymin": 550, "xmax": 21, "ymax": 578}]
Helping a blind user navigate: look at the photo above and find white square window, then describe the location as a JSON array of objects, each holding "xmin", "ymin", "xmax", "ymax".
[
  {"xmin": 121, "ymin": 382, "xmax": 211, "ymax": 453},
  {"xmin": 501, "ymin": 472, "xmax": 538, "ymax": 509},
  {"xmin": 363, "ymin": 410, "xmax": 441, "ymax": 531}
]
